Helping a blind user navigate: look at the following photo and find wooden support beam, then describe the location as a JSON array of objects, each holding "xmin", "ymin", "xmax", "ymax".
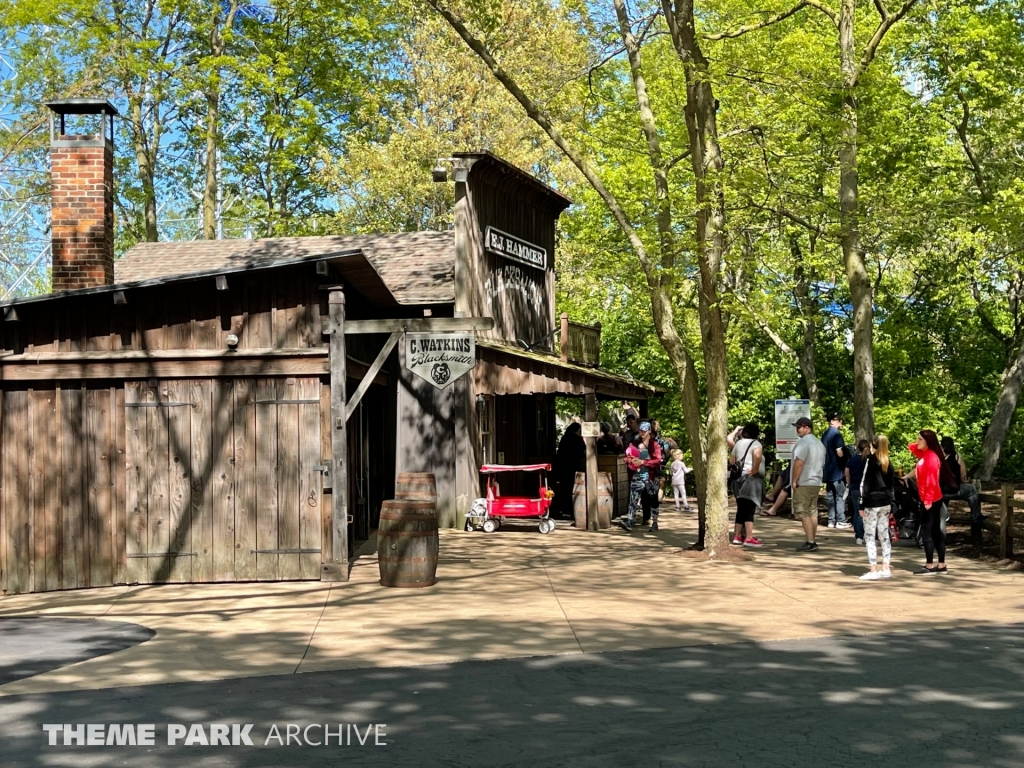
[
  {"xmin": 0, "ymin": 357, "xmax": 329, "ymax": 380},
  {"xmin": 560, "ymin": 313, "xmax": 569, "ymax": 363},
  {"xmin": 1000, "ymin": 482, "xmax": 1015, "ymax": 559},
  {"xmin": 343, "ymin": 317, "xmax": 493, "ymax": 335},
  {"xmin": 585, "ymin": 393, "xmax": 599, "ymax": 531},
  {"xmin": 345, "ymin": 331, "xmax": 400, "ymax": 422},
  {"xmin": 323, "ymin": 288, "xmax": 350, "ymax": 582}
]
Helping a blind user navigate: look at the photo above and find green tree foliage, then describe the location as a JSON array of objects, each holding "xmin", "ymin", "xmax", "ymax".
[{"xmin": 1, "ymin": 0, "xmax": 1023, "ymax": 484}]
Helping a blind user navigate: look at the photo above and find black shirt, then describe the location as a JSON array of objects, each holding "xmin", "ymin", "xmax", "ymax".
[{"xmin": 944, "ymin": 453, "xmax": 962, "ymax": 486}]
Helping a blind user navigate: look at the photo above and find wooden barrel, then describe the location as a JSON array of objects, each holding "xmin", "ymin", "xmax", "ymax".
[
  {"xmin": 377, "ymin": 500, "xmax": 439, "ymax": 588},
  {"xmin": 395, "ymin": 472, "xmax": 438, "ymax": 502},
  {"xmin": 572, "ymin": 472, "xmax": 614, "ymax": 529}
]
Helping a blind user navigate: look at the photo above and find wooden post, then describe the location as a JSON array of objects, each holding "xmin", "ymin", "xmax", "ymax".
[
  {"xmin": 322, "ymin": 289, "xmax": 349, "ymax": 581},
  {"xmin": 560, "ymin": 313, "xmax": 569, "ymax": 364},
  {"xmin": 999, "ymin": 482, "xmax": 1014, "ymax": 559},
  {"xmin": 585, "ymin": 393, "xmax": 598, "ymax": 531}
]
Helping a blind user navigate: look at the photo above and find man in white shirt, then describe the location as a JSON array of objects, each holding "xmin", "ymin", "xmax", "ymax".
[{"xmin": 790, "ymin": 417, "xmax": 825, "ymax": 552}]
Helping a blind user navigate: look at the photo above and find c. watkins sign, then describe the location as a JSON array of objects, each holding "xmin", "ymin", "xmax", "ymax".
[
  {"xmin": 484, "ymin": 226, "xmax": 547, "ymax": 271},
  {"xmin": 406, "ymin": 332, "xmax": 476, "ymax": 390}
]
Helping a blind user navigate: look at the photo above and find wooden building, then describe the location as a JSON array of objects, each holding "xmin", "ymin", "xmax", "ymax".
[{"xmin": 0, "ymin": 100, "xmax": 656, "ymax": 595}]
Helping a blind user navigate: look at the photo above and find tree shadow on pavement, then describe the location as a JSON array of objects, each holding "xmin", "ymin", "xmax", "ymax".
[{"xmin": 1, "ymin": 623, "xmax": 1023, "ymax": 767}]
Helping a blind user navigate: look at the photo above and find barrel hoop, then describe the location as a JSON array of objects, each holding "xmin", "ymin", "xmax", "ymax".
[
  {"xmin": 378, "ymin": 555, "xmax": 439, "ymax": 563},
  {"xmin": 377, "ymin": 530, "xmax": 438, "ymax": 538}
]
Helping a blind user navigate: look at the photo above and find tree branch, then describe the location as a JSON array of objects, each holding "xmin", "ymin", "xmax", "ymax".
[
  {"xmin": 704, "ymin": 0, "xmax": 837, "ymax": 40},
  {"xmin": 954, "ymin": 92, "xmax": 992, "ymax": 204},
  {"xmin": 972, "ymin": 280, "xmax": 1012, "ymax": 348},
  {"xmin": 423, "ymin": 0, "xmax": 658, "ymax": 281},
  {"xmin": 733, "ymin": 290, "xmax": 800, "ymax": 363},
  {"xmin": 613, "ymin": 0, "xmax": 676, "ymax": 279},
  {"xmin": 853, "ymin": 0, "xmax": 917, "ymax": 85}
]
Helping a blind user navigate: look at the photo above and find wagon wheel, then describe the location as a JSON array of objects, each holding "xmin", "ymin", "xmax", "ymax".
[
  {"xmin": 482, "ymin": 519, "xmax": 498, "ymax": 533},
  {"xmin": 539, "ymin": 519, "xmax": 554, "ymax": 534},
  {"xmin": 464, "ymin": 520, "xmax": 475, "ymax": 532}
]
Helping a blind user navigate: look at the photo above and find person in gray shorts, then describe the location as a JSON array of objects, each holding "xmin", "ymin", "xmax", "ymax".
[{"xmin": 790, "ymin": 417, "xmax": 825, "ymax": 551}]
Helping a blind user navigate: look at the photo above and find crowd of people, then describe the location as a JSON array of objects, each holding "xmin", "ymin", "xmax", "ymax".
[
  {"xmin": 553, "ymin": 403, "xmax": 986, "ymax": 580},
  {"xmin": 551, "ymin": 405, "xmax": 691, "ymax": 533},
  {"xmin": 734, "ymin": 413, "xmax": 984, "ymax": 578}
]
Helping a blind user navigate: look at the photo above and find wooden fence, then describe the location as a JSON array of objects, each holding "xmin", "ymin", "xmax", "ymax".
[{"xmin": 977, "ymin": 483, "xmax": 1024, "ymax": 559}]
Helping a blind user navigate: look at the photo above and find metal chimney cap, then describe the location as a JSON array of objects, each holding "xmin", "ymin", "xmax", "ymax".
[{"xmin": 44, "ymin": 98, "xmax": 119, "ymax": 117}]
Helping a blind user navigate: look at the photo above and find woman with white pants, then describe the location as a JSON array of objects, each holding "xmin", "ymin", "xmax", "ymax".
[{"xmin": 858, "ymin": 434, "xmax": 896, "ymax": 580}]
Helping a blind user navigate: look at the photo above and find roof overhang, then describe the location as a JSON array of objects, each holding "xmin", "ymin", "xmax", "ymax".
[
  {"xmin": 0, "ymin": 248, "xmax": 404, "ymax": 310},
  {"xmin": 473, "ymin": 339, "xmax": 661, "ymax": 400}
]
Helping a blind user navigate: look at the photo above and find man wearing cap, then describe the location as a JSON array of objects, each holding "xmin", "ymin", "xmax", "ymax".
[
  {"xmin": 822, "ymin": 413, "xmax": 851, "ymax": 530},
  {"xmin": 790, "ymin": 417, "xmax": 826, "ymax": 551}
]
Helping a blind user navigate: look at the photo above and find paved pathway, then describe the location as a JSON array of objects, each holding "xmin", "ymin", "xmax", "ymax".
[
  {"xmin": 1, "ymin": 512, "xmax": 1023, "ymax": 697},
  {"xmin": 1, "ymin": 624, "xmax": 1022, "ymax": 767}
]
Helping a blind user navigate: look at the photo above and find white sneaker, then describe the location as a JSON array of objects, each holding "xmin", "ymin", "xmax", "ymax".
[
  {"xmin": 855, "ymin": 537, "xmax": 865, "ymax": 545},
  {"xmin": 836, "ymin": 521, "xmax": 853, "ymax": 529},
  {"xmin": 859, "ymin": 571, "xmax": 882, "ymax": 580},
  {"xmin": 879, "ymin": 569, "xmax": 892, "ymax": 579},
  {"xmin": 828, "ymin": 522, "xmax": 837, "ymax": 529}
]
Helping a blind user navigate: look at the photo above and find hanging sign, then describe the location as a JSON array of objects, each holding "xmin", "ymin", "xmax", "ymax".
[
  {"xmin": 484, "ymin": 226, "xmax": 547, "ymax": 271},
  {"xmin": 775, "ymin": 399, "xmax": 812, "ymax": 460},
  {"xmin": 406, "ymin": 332, "xmax": 476, "ymax": 389}
]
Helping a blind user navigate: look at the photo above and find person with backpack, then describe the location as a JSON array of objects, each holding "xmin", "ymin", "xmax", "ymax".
[
  {"xmin": 822, "ymin": 413, "xmax": 851, "ymax": 530},
  {"xmin": 846, "ymin": 440, "xmax": 870, "ymax": 545},
  {"xmin": 858, "ymin": 435, "xmax": 896, "ymax": 580},
  {"xmin": 727, "ymin": 422, "xmax": 765, "ymax": 547},
  {"xmin": 904, "ymin": 429, "xmax": 958, "ymax": 575}
]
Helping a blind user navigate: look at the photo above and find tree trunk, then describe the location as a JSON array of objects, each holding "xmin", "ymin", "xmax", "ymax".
[
  {"xmin": 839, "ymin": 0, "xmax": 875, "ymax": 441},
  {"xmin": 130, "ymin": 98, "xmax": 159, "ymax": 242},
  {"xmin": 792, "ymin": 235, "xmax": 821, "ymax": 408},
  {"xmin": 203, "ymin": 88, "xmax": 218, "ymax": 239},
  {"xmin": 979, "ymin": 333, "xmax": 1024, "ymax": 481},
  {"xmin": 612, "ymin": 0, "xmax": 708, "ymax": 544},
  {"xmin": 664, "ymin": 0, "xmax": 732, "ymax": 556},
  {"xmin": 202, "ymin": 1, "xmax": 240, "ymax": 240}
]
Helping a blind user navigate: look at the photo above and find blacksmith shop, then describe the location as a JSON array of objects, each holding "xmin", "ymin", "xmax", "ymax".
[{"xmin": 0, "ymin": 99, "xmax": 656, "ymax": 595}]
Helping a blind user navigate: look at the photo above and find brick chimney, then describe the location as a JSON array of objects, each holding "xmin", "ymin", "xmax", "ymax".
[{"xmin": 45, "ymin": 99, "xmax": 118, "ymax": 291}]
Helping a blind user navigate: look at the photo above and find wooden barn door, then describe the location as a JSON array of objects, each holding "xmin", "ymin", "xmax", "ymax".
[
  {"xmin": 124, "ymin": 377, "xmax": 322, "ymax": 585},
  {"xmin": 249, "ymin": 376, "xmax": 322, "ymax": 581}
]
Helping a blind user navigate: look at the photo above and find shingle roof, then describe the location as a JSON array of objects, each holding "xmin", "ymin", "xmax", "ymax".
[{"xmin": 114, "ymin": 231, "xmax": 456, "ymax": 305}]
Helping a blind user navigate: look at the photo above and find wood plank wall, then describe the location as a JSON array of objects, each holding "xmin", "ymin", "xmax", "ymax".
[
  {"xmin": 0, "ymin": 266, "xmax": 397, "ymax": 595},
  {"xmin": 1, "ymin": 267, "xmax": 326, "ymax": 358},
  {"xmin": 122, "ymin": 377, "xmax": 323, "ymax": 589},
  {"xmin": 0, "ymin": 384, "xmax": 123, "ymax": 594}
]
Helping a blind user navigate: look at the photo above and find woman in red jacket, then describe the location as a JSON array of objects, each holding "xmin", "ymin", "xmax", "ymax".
[{"xmin": 905, "ymin": 429, "xmax": 957, "ymax": 575}]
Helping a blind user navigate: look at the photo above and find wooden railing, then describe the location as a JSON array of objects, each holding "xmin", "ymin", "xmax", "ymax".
[
  {"xmin": 559, "ymin": 313, "xmax": 601, "ymax": 367},
  {"xmin": 976, "ymin": 483, "xmax": 1024, "ymax": 558}
]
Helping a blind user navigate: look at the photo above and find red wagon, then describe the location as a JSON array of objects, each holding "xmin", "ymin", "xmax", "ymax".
[{"xmin": 465, "ymin": 463, "xmax": 556, "ymax": 534}]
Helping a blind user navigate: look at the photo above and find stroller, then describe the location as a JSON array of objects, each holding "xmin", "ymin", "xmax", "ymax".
[{"xmin": 892, "ymin": 478, "xmax": 924, "ymax": 548}]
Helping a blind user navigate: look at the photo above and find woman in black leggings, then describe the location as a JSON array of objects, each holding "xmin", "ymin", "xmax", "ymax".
[{"xmin": 905, "ymin": 430, "xmax": 957, "ymax": 574}]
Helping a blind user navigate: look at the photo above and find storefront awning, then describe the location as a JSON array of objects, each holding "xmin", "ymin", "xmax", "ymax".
[{"xmin": 473, "ymin": 339, "xmax": 661, "ymax": 400}]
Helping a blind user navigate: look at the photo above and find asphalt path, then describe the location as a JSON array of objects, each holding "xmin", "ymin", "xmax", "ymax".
[
  {"xmin": 0, "ymin": 617, "xmax": 154, "ymax": 686},
  {"xmin": 1, "ymin": 623, "xmax": 1023, "ymax": 767}
]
